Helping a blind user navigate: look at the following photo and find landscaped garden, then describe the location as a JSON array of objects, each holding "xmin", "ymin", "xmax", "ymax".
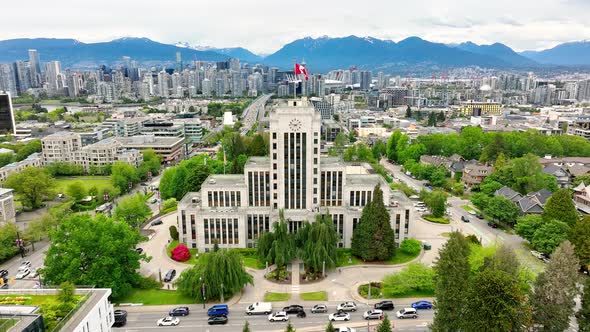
[
  {"xmin": 115, "ymin": 289, "xmax": 195, "ymax": 305},
  {"xmin": 263, "ymin": 292, "xmax": 290, "ymax": 302}
]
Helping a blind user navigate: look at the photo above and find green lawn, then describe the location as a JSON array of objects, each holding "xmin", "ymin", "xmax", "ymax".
[
  {"xmin": 264, "ymin": 292, "xmax": 290, "ymax": 302},
  {"xmin": 0, "ymin": 319, "xmax": 17, "ymax": 332},
  {"xmin": 461, "ymin": 205, "xmax": 476, "ymax": 212},
  {"xmin": 115, "ymin": 289, "xmax": 195, "ymax": 305},
  {"xmin": 337, "ymin": 248, "xmax": 419, "ymax": 267},
  {"xmin": 423, "ymin": 215, "xmax": 450, "ymax": 224},
  {"xmin": 387, "ymin": 251, "xmax": 420, "ymax": 264},
  {"xmin": 54, "ymin": 176, "xmax": 112, "ymax": 194},
  {"xmin": 167, "ymin": 240, "xmax": 199, "ymax": 265},
  {"xmin": 358, "ymin": 284, "xmax": 434, "ymax": 299},
  {"xmin": 0, "ymin": 294, "xmax": 82, "ymax": 306},
  {"xmin": 300, "ymin": 291, "xmax": 327, "ymax": 301}
]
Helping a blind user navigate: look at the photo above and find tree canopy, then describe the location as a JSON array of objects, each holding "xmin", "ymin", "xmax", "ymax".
[
  {"xmin": 542, "ymin": 189, "xmax": 578, "ymax": 225},
  {"xmin": 296, "ymin": 213, "xmax": 339, "ymax": 273},
  {"xmin": 5, "ymin": 166, "xmax": 55, "ymax": 209},
  {"xmin": 110, "ymin": 162, "xmax": 140, "ymax": 194},
  {"xmin": 113, "ymin": 193, "xmax": 152, "ymax": 228}
]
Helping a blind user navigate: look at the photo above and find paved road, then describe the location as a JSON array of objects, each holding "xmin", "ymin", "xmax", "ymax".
[
  {"xmin": 0, "ymin": 242, "xmax": 48, "ymax": 289},
  {"xmin": 240, "ymin": 94, "xmax": 272, "ymax": 136},
  {"xmin": 114, "ymin": 303, "xmax": 432, "ymax": 332}
]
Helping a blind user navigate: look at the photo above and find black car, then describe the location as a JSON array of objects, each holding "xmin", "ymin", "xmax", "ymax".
[
  {"xmin": 283, "ymin": 305, "xmax": 304, "ymax": 314},
  {"xmin": 487, "ymin": 222, "xmax": 499, "ymax": 228},
  {"xmin": 151, "ymin": 219, "xmax": 163, "ymax": 226},
  {"xmin": 208, "ymin": 315, "xmax": 228, "ymax": 325},
  {"xmin": 0, "ymin": 270, "xmax": 8, "ymax": 278},
  {"xmin": 113, "ymin": 310, "xmax": 127, "ymax": 327},
  {"xmin": 374, "ymin": 300, "xmax": 395, "ymax": 310},
  {"xmin": 475, "ymin": 213, "xmax": 484, "ymax": 219},
  {"xmin": 461, "ymin": 216, "xmax": 470, "ymax": 223},
  {"xmin": 134, "ymin": 248, "xmax": 144, "ymax": 254},
  {"xmin": 169, "ymin": 306, "xmax": 190, "ymax": 316},
  {"xmin": 163, "ymin": 269, "xmax": 176, "ymax": 282}
]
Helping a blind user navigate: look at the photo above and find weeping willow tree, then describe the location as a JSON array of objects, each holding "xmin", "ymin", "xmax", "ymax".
[
  {"xmin": 297, "ymin": 213, "xmax": 339, "ymax": 273},
  {"xmin": 257, "ymin": 209, "xmax": 295, "ymax": 269},
  {"xmin": 175, "ymin": 250, "xmax": 253, "ymax": 302}
]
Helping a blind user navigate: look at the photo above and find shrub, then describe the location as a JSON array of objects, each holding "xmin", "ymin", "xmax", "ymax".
[
  {"xmin": 169, "ymin": 225, "xmax": 179, "ymax": 241},
  {"xmin": 465, "ymin": 234, "xmax": 481, "ymax": 245},
  {"xmin": 162, "ymin": 198, "xmax": 178, "ymax": 210},
  {"xmin": 400, "ymin": 238, "xmax": 422, "ymax": 255},
  {"xmin": 382, "ymin": 263, "xmax": 434, "ymax": 297},
  {"xmin": 170, "ymin": 244, "xmax": 191, "ymax": 262}
]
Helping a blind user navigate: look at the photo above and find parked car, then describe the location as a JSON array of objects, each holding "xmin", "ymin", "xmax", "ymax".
[
  {"xmin": 0, "ymin": 277, "xmax": 8, "ymax": 289},
  {"xmin": 157, "ymin": 316, "xmax": 179, "ymax": 326},
  {"xmin": 207, "ymin": 304, "xmax": 229, "ymax": 316},
  {"xmin": 15, "ymin": 268, "xmax": 30, "ymax": 279},
  {"xmin": 530, "ymin": 250, "xmax": 543, "ymax": 259},
  {"xmin": 363, "ymin": 309, "xmax": 384, "ymax": 320},
  {"xmin": 374, "ymin": 300, "xmax": 394, "ymax": 310},
  {"xmin": 311, "ymin": 304, "xmax": 328, "ymax": 313},
  {"xmin": 149, "ymin": 198, "xmax": 158, "ymax": 204},
  {"xmin": 169, "ymin": 307, "xmax": 190, "ymax": 316},
  {"xmin": 461, "ymin": 215, "xmax": 470, "ymax": 223},
  {"xmin": 396, "ymin": 308, "xmax": 418, "ymax": 319},
  {"xmin": 0, "ymin": 270, "xmax": 7, "ymax": 278},
  {"xmin": 208, "ymin": 315, "xmax": 228, "ymax": 325},
  {"xmin": 487, "ymin": 222, "xmax": 498, "ymax": 228},
  {"xmin": 113, "ymin": 310, "xmax": 128, "ymax": 327},
  {"xmin": 468, "ymin": 210, "xmax": 477, "ymax": 215},
  {"xmin": 415, "ymin": 207, "xmax": 428, "ymax": 212},
  {"xmin": 541, "ymin": 253, "xmax": 551, "ymax": 264},
  {"xmin": 282, "ymin": 305, "xmax": 304, "ymax": 314},
  {"xmin": 268, "ymin": 311, "xmax": 289, "ymax": 322},
  {"xmin": 163, "ymin": 269, "xmax": 176, "ymax": 282},
  {"xmin": 135, "ymin": 248, "xmax": 144, "ymax": 254},
  {"xmin": 337, "ymin": 328, "xmax": 356, "ymax": 332},
  {"xmin": 151, "ymin": 219, "xmax": 163, "ymax": 226},
  {"xmin": 18, "ymin": 261, "xmax": 31, "ymax": 271},
  {"xmin": 475, "ymin": 213, "xmax": 484, "ymax": 219},
  {"xmin": 413, "ymin": 202, "xmax": 426, "ymax": 207},
  {"xmin": 329, "ymin": 312, "xmax": 351, "ymax": 321},
  {"xmin": 411, "ymin": 300, "xmax": 433, "ymax": 309},
  {"xmin": 28, "ymin": 268, "xmax": 39, "ymax": 278},
  {"xmin": 336, "ymin": 302, "xmax": 357, "ymax": 312}
]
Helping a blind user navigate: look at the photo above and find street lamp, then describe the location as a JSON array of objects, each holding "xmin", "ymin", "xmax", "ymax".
[
  {"xmin": 322, "ymin": 260, "xmax": 326, "ymax": 278},
  {"xmin": 220, "ymin": 283, "xmax": 224, "ymax": 303},
  {"xmin": 200, "ymin": 277, "xmax": 206, "ymax": 309}
]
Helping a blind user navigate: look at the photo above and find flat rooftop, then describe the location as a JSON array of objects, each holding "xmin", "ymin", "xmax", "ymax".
[
  {"xmin": 114, "ymin": 136, "xmax": 184, "ymax": 147},
  {"xmin": 202, "ymin": 174, "xmax": 246, "ymax": 187},
  {"xmin": 245, "ymin": 156, "xmax": 271, "ymax": 168}
]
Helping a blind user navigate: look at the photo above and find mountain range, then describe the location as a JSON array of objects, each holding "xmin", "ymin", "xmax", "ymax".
[{"xmin": 0, "ymin": 36, "xmax": 589, "ymax": 72}]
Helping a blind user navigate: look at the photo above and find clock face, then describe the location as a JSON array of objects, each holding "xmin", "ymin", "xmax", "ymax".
[{"xmin": 289, "ymin": 119, "xmax": 302, "ymax": 131}]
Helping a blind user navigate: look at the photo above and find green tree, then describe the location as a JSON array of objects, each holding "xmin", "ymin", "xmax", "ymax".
[
  {"xmin": 15, "ymin": 139, "xmax": 41, "ymax": 161},
  {"xmin": 284, "ymin": 321, "xmax": 295, "ymax": 332},
  {"xmin": 111, "ymin": 162, "xmax": 140, "ymax": 194},
  {"xmin": 0, "ymin": 152, "xmax": 14, "ymax": 167},
  {"xmin": 542, "ymin": 189, "xmax": 578, "ymax": 225},
  {"xmin": 423, "ymin": 190, "xmax": 447, "ymax": 218},
  {"xmin": 5, "ymin": 166, "xmax": 55, "ymax": 209},
  {"xmin": 569, "ymin": 217, "xmax": 590, "ymax": 270},
  {"xmin": 484, "ymin": 196, "xmax": 520, "ymax": 225},
  {"xmin": 298, "ymin": 214, "xmax": 339, "ymax": 273},
  {"xmin": 42, "ymin": 214, "xmax": 144, "ymax": 299},
  {"xmin": 325, "ymin": 321, "xmax": 336, "ymax": 332},
  {"xmin": 175, "ymin": 250, "xmax": 253, "ymax": 302},
  {"xmin": 351, "ymin": 185, "xmax": 396, "ymax": 261},
  {"xmin": 579, "ymin": 277, "xmax": 590, "ymax": 332},
  {"xmin": 24, "ymin": 213, "xmax": 58, "ymax": 251},
  {"xmin": 405, "ymin": 106, "xmax": 412, "ymax": 118},
  {"xmin": 113, "ymin": 194, "xmax": 152, "ymax": 228},
  {"xmin": 66, "ymin": 181, "xmax": 87, "ymax": 202},
  {"xmin": 532, "ymin": 219, "xmax": 570, "ymax": 254},
  {"xmin": 515, "ymin": 214, "xmax": 545, "ymax": 242},
  {"xmin": 137, "ymin": 149, "xmax": 162, "ymax": 179},
  {"xmin": 382, "ymin": 263, "xmax": 434, "ymax": 297},
  {"xmin": 246, "ymin": 134, "xmax": 268, "ymax": 156},
  {"xmin": 431, "ymin": 232, "xmax": 471, "ymax": 332},
  {"xmin": 386, "ymin": 130, "xmax": 402, "ymax": 162},
  {"xmin": 371, "ymin": 140, "xmax": 386, "ymax": 160},
  {"xmin": 57, "ymin": 281, "xmax": 76, "ymax": 304},
  {"xmin": 169, "ymin": 225, "xmax": 179, "ymax": 241},
  {"xmin": 531, "ymin": 241, "xmax": 579, "ymax": 331},
  {"xmin": 333, "ymin": 132, "xmax": 349, "ymax": 156},
  {"xmin": 376, "ymin": 315, "xmax": 393, "ymax": 332},
  {"xmin": 0, "ymin": 223, "xmax": 18, "ymax": 263},
  {"xmin": 427, "ymin": 112, "xmax": 437, "ymax": 126},
  {"xmin": 243, "ymin": 321, "xmax": 252, "ymax": 332}
]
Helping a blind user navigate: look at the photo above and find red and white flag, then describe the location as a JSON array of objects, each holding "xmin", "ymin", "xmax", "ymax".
[{"xmin": 294, "ymin": 63, "xmax": 308, "ymax": 81}]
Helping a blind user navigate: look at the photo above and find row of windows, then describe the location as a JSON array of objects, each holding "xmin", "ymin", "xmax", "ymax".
[
  {"xmin": 204, "ymin": 218, "xmax": 240, "ymax": 245},
  {"xmin": 207, "ymin": 191, "xmax": 241, "ymax": 207},
  {"xmin": 350, "ymin": 191, "xmax": 373, "ymax": 207},
  {"xmin": 284, "ymin": 132, "xmax": 307, "ymax": 209},
  {"xmin": 247, "ymin": 214, "xmax": 271, "ymax": 240},
  {"xmin": 320, "ymin": 171, "xmax": 343, "ymax": 207},
  {"xmin": 248, "ymin": 171, "xmax": 270, "ymax": 207}
]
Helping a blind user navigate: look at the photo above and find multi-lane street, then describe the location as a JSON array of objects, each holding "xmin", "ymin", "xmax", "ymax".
[
  {"xmin": 114, "ymin": 302, "xmax": 432, "ymax": 332},
  {"xmin": 240, "ymin": 94, "xmax": 272, "ymax": 136}
]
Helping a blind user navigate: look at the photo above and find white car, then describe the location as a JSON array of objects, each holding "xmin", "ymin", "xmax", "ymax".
[
  {"xmin": 337, "ymin": 328, "xmax": 356, "ymax": 332},
  {"xmin": 28, "ymin": 268, "xmax": 39, "ymax": 278},
  {"xmin": 363, "ymin": 309, "xmax": 384, "ymax": 320},
  {"xmin": 468, "ymin": 210, "xmax": 477, "ymax": 215},
  {"xmin": 415, "ymin": 207, "xmax": 428, "ymax": 212},
  {"xmin": 413, "ymin": 202, "xmax": 425, "ymax": 207},
  {"xmin": 158, "ymin": 316, "xmax": 180, "ymax": 326},
  {"xmin": 329, "ymin": 312, "xmax": 351, "ymax": 321},
  {"xmin": 336, "ymin": 302, "xmax": 357, "ymax": 312},
  {"xmin": 268, "ymin": 311, "xmax": 289, "ymax": 322},
  {"xmin": 530, "ymin": 250, "xmax": 543, "ymax": 259},
  {"xmin": 15, "ymin": 268, "xmax": 30, "ymax": 279},
  {"xmin": 157, "ymin": 316, "xmax": 179, "ymax": 326},
  {"xmin": 18, "ymin": 261, "xmax": 31, "ymax": 271}
]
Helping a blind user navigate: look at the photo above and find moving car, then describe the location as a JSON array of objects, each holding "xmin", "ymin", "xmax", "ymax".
[
  {"xmin": 113, "ymin": 310, "xmax": 127, "ymax": 327},
  {"xmin": 207, "ymin": 315, "xmax": 228, "ymax": 325},
  {"xmin": 246, "ymin": 302, "xmax": 272, "ymax": 315},
  {"xmin": 363, "ymin": 309, "xmax": 384, "ymax": 320},
  {"xmin": 18, "ymin": 261, "xmax": 31, "ymax": 271},
  {"xmin": 0, "ymin": 270, "xmax": 7, "ymax": 278},
  {"xmin": 28, "ymin": 268, "xmax": 39, "ymax": 278},
  {"xmin": 476, "ymin": 213, "xmax": 484, "ymax": 219},
  {"xmin": 374, "ymin": 300, "xmax": 394, "ymax": 310},
  {"xmin": 163, "ymin": 269, "xmax": 176, "ymax": 282},
  {"xmin": 15, "ymin": 268, "xmax": 30, "ymax": 279},
  {"xmin": 151, "ymin": 219, "xmax": 163, "ymax": 226},
  {"xmin": 411, "ymin": 300, "xmax": 433, "ymax": 309},
  {"xmin": 468, "ymin": 210, "xmax": 477, "ymax": 215},
  {"xmin": 135, "ymin": 248, "xmax": 144, "ymax": 254},
  {"xmin": 461, "ymin": 215, "xmax": 470, "ymax": 223},
  {"xmin": 169, "ymin": 306, "xmax": 190, "ymax": 316},
  {"xmin": 337, "ymin": 328, "xmax": 356, "ymax": 332},
  {"xmin": 487, "ymin": 222, "xmax": 498, "ymax": 228},
  {"xmin": 208, "ymin": 304, "xmax": 229, "ymax": 316},
  {"xmin": 268, "ymin": 311, "xmax": 289, "ymax": 322},
  {"xmin": 336, "ymin": 301, "xmax": 357, "ymax": 312},
  {"xmin": 329, "ymin": 312, "xmax": 351, "ymax": 321},
  {"xmin": 413, "ymin": 202, "xmax": 426, "ymax": 207},
  {"xmin": 157, "ymin": 316, "xmax": 179, "ymax": 326},
  {"xmin": 311, "ymin": 304, "xmax": 328, "ymax": 313},
  {"xmin": 282, "ymin": 305, "xmax": 304, "ymax": 314},
  {"xmin": 396, "ymin": 308, "xmax": 418, "ymax": 319},
  {"xmin": 415, "ymin": 207, "xmax": 427, "ymax": 212}
]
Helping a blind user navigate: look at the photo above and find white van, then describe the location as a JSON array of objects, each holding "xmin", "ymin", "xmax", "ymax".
[{"xmin": 246, "ymin": 302, "xmax": 272, "ymax": 315}]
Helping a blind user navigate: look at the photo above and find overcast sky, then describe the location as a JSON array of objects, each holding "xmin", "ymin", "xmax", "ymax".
[{"xmin": 2, "ymin": 0, "xmax": 589, "ymax": 54}]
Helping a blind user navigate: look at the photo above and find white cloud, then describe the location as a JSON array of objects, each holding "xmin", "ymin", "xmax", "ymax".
[{"xmin": 0, "ymin": 0, "xmax": 588, "ymax": 53}]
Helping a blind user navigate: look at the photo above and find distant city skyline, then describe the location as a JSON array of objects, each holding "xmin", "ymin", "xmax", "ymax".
[{"xmin": 2, "ymin": 0, "xmax": 590, "ymax": 54}]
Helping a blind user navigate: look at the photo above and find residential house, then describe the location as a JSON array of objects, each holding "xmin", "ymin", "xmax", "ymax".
[
  {"xmin": 573, "ymin": 182, "xmax": 590, "ymax": 214},
  {"xmin": 495, "ymin": 186, "xmax": 552, "ymax": 214},
  {"xmin": 462, "ymin": 164, "xmax": 493, "ymax": 187},
  {"xmin": 542, "ymin": 164, "xmax": 571, "ymax": 188}
]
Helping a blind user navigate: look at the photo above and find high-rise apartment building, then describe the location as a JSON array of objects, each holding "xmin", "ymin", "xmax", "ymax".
[
  {"xmin": 360, "ymin": 71, "xmax": 372, "ymax": 90},
  {"xmin": 0, "ymin": 92, "xmax": 16, "ymax": 135},
  {"xmin": 178, "ymin": 99, "xmax": 414, "ymax": 251},
  {"xmin": 28, "ymin": 49, "xmax": 41, "ymax": 87}
]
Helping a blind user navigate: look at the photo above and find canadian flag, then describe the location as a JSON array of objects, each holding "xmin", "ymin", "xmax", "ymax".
[{"xmin": 294, "ymin": 63, "xmax": 309, "ymax": 81}]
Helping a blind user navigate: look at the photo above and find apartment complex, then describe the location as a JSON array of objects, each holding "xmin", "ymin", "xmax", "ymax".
[
  {"xmin": 0, "ymin": 188, "xmax": 15, "ymax": 224},
  {"xmin": 178, "ymin": 99, "xmax": 414, "ymax": 252},
  {"xmin": 41, "ymin": 131, "xmax": 82, "ymax": 164},
  {"xmin": 113, "ymin": 135, "xmax": 185, "ymax": 162},
  {"xmin": 0, "ymin": 152, "xmax": 42, "ymax": 182},
  {"xmin": 459, "ymin": 101, "xmax": 502, "ymax": 116}
]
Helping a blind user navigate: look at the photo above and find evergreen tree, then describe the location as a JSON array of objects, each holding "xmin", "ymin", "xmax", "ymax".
[
  {"xmin": 542, "ymin": 189, "xmax": 579, "ymax": 225},
  {"xmin": 386, "ymin": 130, "xmax": 402, "ymax": 162},
  {"xmin": 284, "ymin": 321, "xmax": 296, "ymax": 332},
  {"xmin": 569, "ymin": 217, "xmax": 590, "ymax": 270},
  {"xmin": 242, "ymin": 321, "xmax": 251, "ymax": 332},
  {"xmin": 427, "ymin": 112, "xmax": 437, "ymax": 126},
  {"xmin": 376, "ymin": 314, "xmax": 393, "ymax": 332},
  {"xmin": 351, "ymin": 185, "xmax": 396, "ymax": 261},
  {"xmin": 298, "ymin": 214, "xmax": 339, "ymax": 273},
  {"xmin": 531, "ymin": 241, "xmax": 580, "ymax": 331},
  {"xmin": 325, "ymin": 321, "xmax": 337, "ymax": 332},
  {"xmin": 431, "ymin": 232, "xmax": 471, "ymax": 332},
  {"xmin": 256, "ymin": 210, "xmax": 295, "ymax": 269},
  {"xmin": 579, "ymin": 277, "xmax": 590, "ymax": 332},
  {"xmin": 405, "ymin": 106, "xmax": 412, "ymax": 118}
]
